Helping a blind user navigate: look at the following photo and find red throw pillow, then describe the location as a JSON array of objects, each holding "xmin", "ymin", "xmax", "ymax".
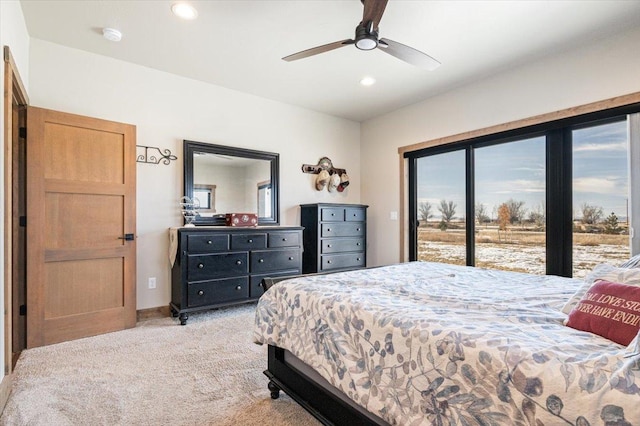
[{"xmin": 566, "ymin": 280, "xmax": 640, "ymax": 346}]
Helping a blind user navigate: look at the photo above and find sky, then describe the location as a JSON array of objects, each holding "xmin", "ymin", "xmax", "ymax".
[{"xmin": 417, "ymin": 119, "xmax": 629, "ymax": 222}]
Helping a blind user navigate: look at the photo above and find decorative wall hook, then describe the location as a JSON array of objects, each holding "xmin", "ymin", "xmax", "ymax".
[
  {"xmin": 302, "ymin": 157, "xmax": 349, "ymax": 192},
  {"xmin": 301, "ymin": 156, "xmax": 346, "ymax": 176},
  {"xmin": 136, "ymin": 145, "xmax": 177, "ymax": 165}
]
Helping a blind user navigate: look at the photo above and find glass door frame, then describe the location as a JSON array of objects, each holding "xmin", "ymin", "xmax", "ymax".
[{"xmin": 405, "ymin": 104, "xmax": 640, "ymax": 277}]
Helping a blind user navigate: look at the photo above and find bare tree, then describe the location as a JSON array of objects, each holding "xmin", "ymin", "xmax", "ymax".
[
  {"xmin": 475, "ymin": 203, "xmax": 490, "ymax": 224},
  {"xmin": 528, "ymin": 202, "xmax": 545, "ymax": 228},
  {"xmin": 438, "ymin": 200, "xmax": 456, "ymax": 224},
  {"xmin": 418, "ymin": 202, "xmax": 433, "ymax": 223},
  {"xmin": 580, "ymin": 202, "xmax": 604, "ymax": 225},
  {"xmin": 505, "ymin": 199, "xmax": 526, "ymax": 224}
]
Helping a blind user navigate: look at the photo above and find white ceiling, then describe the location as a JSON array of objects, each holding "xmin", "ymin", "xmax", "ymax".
[{"xmin": 19, "ymin": 0, "xmax": 640, "ymax": 122}]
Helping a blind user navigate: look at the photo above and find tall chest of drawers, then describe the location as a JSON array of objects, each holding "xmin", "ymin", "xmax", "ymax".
[
  {"xmin": 170, "ymin": 226, "xmax": 303, "ymax": 324},
  {"xmin": 300, "ymin": 203, "xmax": 368, "ymax": 274}
]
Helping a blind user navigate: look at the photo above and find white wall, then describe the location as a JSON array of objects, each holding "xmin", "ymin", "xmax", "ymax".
[
  {"xmin": 28, "ymin": 39, "xmax": 361, "ymax": 309},
  {"xmin": 361, "ymin": 26, "xmax": 640, "ymax": 267}
]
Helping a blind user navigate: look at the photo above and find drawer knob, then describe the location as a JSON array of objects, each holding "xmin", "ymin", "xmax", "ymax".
[
  {"xmin": 331, "ymin": 213, "xmax": 335, "ymax": 216},
  {"xmin": 236, "ymin": 260, "xmax": 243, "ymax": 265},
  {"xmin": 327, "ymin": 260, "xmax": 332, "ymax": 264},
  {"xmin": 356, "ymin": 228, "xmax": 361, "ymax": 231},
  {"xmin": 289, "ymin": 256, "xmax": 294, "ymax": 260},
  {"xmin": 327, "ymin": 244, "xmax": 332, "ymax": 248},
  {"xmin": 282, "ymin": 238, "xmax": 287, "ymax": 241},
  {"xmin": 327, "ymin": 228, "xmax": 331, "ymax": 232},
  {"xmin": 248, "ymin": 239, "xmax": 253, "ymax": 243},
  {"xmin": 198, "ymin": 263, "xmax": 204, "ymax": 269},
  {"xmin": 357, "ymin": 257, "xmax": 361, "ymax": 261},
  {"xmin": 207, "ymin": 240, "xmax": 212, "ymax": 244},
  {"xmin": 259, "ymin": 259, "xmax": 264, "ymax": 263},
  {"xmin": 357, "ymin": 242, "xmax": 361, "ymax": 246},
  {"xmin": 198, "ymin": 290, "xmax": 204, "ymax": 296},
  {"xmin": 236, "ymin": 286, "xmax": 242, "ymax": 291}
]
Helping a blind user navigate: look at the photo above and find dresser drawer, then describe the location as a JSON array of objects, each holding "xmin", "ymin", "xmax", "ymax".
[
  {"xmin": 321, "ymin": 253, "xmax": 365, "ymax": 271},
  {"xmin": 231, "ymin": 233, "xmax": 267, "ymax": 250},
  {"xmin": 321, "ymin": 238, "xmax": 365, "ymax": 254},
  {"xmin": 268, "ymin": 231, "xmax": 300, "ymax": 248},
  {"xmin": 187, "ymin": 277, "xmax": 249, "ymax": 307},
  {"xmin": 251, "ymin": 249, "xmax": 301, "ymax": 273},
  {"xmin": 321, "ymin": 207, "xmax": 344, "ymax": 222},
  {"xmin": 249, "ymin": 269, "xmax": 300, "ymax": 298},
  {"xmin": 187, "ymin": 252, "xmax": 248, "ymax": 281},
  {"xmin": 187, "ymin": 234, "xmax": 229, "ymax": 252},
  {"xmin": 321, "ymin": 222, "xmax": 365, "ymax": 238},
  {"xmin": 345, "ymin": 208, "xmax": 366, "ymax": 222}
]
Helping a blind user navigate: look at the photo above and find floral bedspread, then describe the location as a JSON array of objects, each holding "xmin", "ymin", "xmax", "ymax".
[{"xmin": 253, "ymin": 262, "xmax": 640, "ymax": 426}]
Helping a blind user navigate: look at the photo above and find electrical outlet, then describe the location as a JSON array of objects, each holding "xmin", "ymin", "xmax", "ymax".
[{"xmin": 148, "ymin": 277, "xmax": 157, "ymax": 289}]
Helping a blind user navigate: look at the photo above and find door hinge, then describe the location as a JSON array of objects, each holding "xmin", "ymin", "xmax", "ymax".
[
  {"xmin": 19, "ymin": 127, "xmax": 26, "ymax": 139},
  {"xmin": 19, "ymin": 216, "xmax": 26, "ymax": 227},
  {"xmin": 19, "ymin": 305, "xmax": 26, "ymax": 316}
]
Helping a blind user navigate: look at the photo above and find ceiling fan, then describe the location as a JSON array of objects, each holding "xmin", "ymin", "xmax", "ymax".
[{"xmin": 282, "ymin": 0, "xmax": 440, "ymax": 71}]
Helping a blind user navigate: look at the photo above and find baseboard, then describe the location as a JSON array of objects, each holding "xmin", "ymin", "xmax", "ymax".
[
  {"xmin": 136, "ymin": 305, "xmax": 171, "ymax": 322},
  {"xmin": 0, "ymin": 373, "xmax": 12, "ymax": 415}
]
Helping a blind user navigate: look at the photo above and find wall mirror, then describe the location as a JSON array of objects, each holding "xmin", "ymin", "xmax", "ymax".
[{"xmin": 184, "ymin": 140, "xmax": 279, "ymax": 226}]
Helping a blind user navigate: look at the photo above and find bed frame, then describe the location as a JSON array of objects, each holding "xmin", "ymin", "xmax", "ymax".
[{"xmin": 261, "ymin": 276, "xmax": 388, "ymax": 426}]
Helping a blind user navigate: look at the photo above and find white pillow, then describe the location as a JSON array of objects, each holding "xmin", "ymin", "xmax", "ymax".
[
  {"xmin": 620, "ymin": 254, "xmax": 640, "ymax": 268},
  {"xmin": 561, "ymin": 264, "xmax": 640, "ymax": 315}
]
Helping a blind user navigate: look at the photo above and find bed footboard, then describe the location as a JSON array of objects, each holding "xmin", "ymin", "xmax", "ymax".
[{"xmin": 264, "ymin": 345, "xmax": 387, "ymax": 426}]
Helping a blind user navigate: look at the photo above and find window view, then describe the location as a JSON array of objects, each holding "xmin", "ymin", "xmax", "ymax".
[
  {"xmin": 416, "ymin": 150, "xmax": 466, "ymax": 266},
  {"xmin": 572, "ymin": 120, "xmax": 630, "ymax": 277},
  {"xmin": 474, "ymin": 137, "xmax": 546, "ymax": 274}
]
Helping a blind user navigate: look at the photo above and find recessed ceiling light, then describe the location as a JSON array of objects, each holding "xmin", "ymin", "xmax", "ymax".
[
  {"xmin": 102, "ymin": 28, "xmax": 122, "ymax": 42},
  {"xmin": 360, "ymin": 76, "xmax": 376, "ymax": 86},
  {"xmin": 171, "ymin": 3, "xmax": 198, "ymax": 20}
]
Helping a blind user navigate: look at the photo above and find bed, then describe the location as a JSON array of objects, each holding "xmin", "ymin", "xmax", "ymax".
[{"xmin": 253, "ymin": 261, "xmax": 640, "ymax": 425}]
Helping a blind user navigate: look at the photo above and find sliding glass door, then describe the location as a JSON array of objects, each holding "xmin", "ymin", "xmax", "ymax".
[
  {"xmin": 474, "ymin": 137, "xmax": 546, "ymax": 274},
  {"xmin": 407, "ymin": 109, "xmax": 639, "ymax": 277},
  {"xmin": 415, "ymin": 150, "xmax": 466, "ymax": 265},
  {"xmin": 572, "ymin": 119, "xmax": 630, "ymax": 277}
]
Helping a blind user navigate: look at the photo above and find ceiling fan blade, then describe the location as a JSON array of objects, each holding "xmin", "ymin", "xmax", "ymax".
[
  {"xmin": 283, "ymin": 39, "xmax": 355, "ymax": 62},
  {"xmin": 362, "ymin": 0, "xmax": 388, "ymax": 30},
  {"xmin": 378, "ymin": 38, "xmax": 441, "ymax": 71}
]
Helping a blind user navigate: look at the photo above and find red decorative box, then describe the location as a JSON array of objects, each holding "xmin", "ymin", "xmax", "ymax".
[{"xmin": 225, "ymin": 213, "xmax": 258, "ymax": 227}]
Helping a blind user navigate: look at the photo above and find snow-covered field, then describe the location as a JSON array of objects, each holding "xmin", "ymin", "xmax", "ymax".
[{"xmin": 418, "ymin": 241, "xmax": 629, "ymax": 278}]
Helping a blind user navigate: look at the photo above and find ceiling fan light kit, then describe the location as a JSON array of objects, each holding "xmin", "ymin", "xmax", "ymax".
[
  {"xmin": 355, "ymin": 21, "xmax": 378, "ymax": 50},
  {"xmin": 283, "ymin": 0, "xmax": 440, "ymax": 70}
]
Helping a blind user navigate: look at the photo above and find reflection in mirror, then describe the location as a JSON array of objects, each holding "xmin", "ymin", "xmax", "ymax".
[
  {"xmin": 257, "ymin": 181, "xmax": 272, "ymax": 218},
  {"xmin": 184, "ymin": 141, "xmax": 279, "ymax": 226}
]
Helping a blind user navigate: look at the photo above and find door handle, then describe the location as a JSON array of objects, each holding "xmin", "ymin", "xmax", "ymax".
[{"xmin": 118, "ymin": 234, "xmax": 135, "ymax": 241}]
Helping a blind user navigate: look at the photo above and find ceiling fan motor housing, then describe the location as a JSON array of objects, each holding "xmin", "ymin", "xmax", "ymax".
[{"xmin": 355, "ymin": 20, "xmax": 378, "ymax": 50}]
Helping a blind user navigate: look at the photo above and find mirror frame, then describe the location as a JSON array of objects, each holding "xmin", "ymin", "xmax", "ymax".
[{"xmin": 183, "ymin": 140, "xmax": 280, "ymax": 226}]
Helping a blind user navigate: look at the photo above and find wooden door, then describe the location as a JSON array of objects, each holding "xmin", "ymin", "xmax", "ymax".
[{"xmin": 26, "ymin": 107, "xmax": 136, "ymax": 348}]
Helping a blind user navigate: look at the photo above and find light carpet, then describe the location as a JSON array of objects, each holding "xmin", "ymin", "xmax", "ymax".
[{"xmin": 0, "ymin": 304, "xmax": 320, "ymax": 426}]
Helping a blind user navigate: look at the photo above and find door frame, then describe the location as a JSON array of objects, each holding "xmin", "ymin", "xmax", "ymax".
[{"xmin": 2, "ymin": 46, "xmax": 29, "ymax": 409}]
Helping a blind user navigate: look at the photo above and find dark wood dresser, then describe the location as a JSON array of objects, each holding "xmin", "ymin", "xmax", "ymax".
[
  {"xmin": 300, "ymin": 203, "xmax": 368, "ymax": 274},
  {"xmin": 170, "ymin": 226, "xmax": 303, "ymax": 324}
]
